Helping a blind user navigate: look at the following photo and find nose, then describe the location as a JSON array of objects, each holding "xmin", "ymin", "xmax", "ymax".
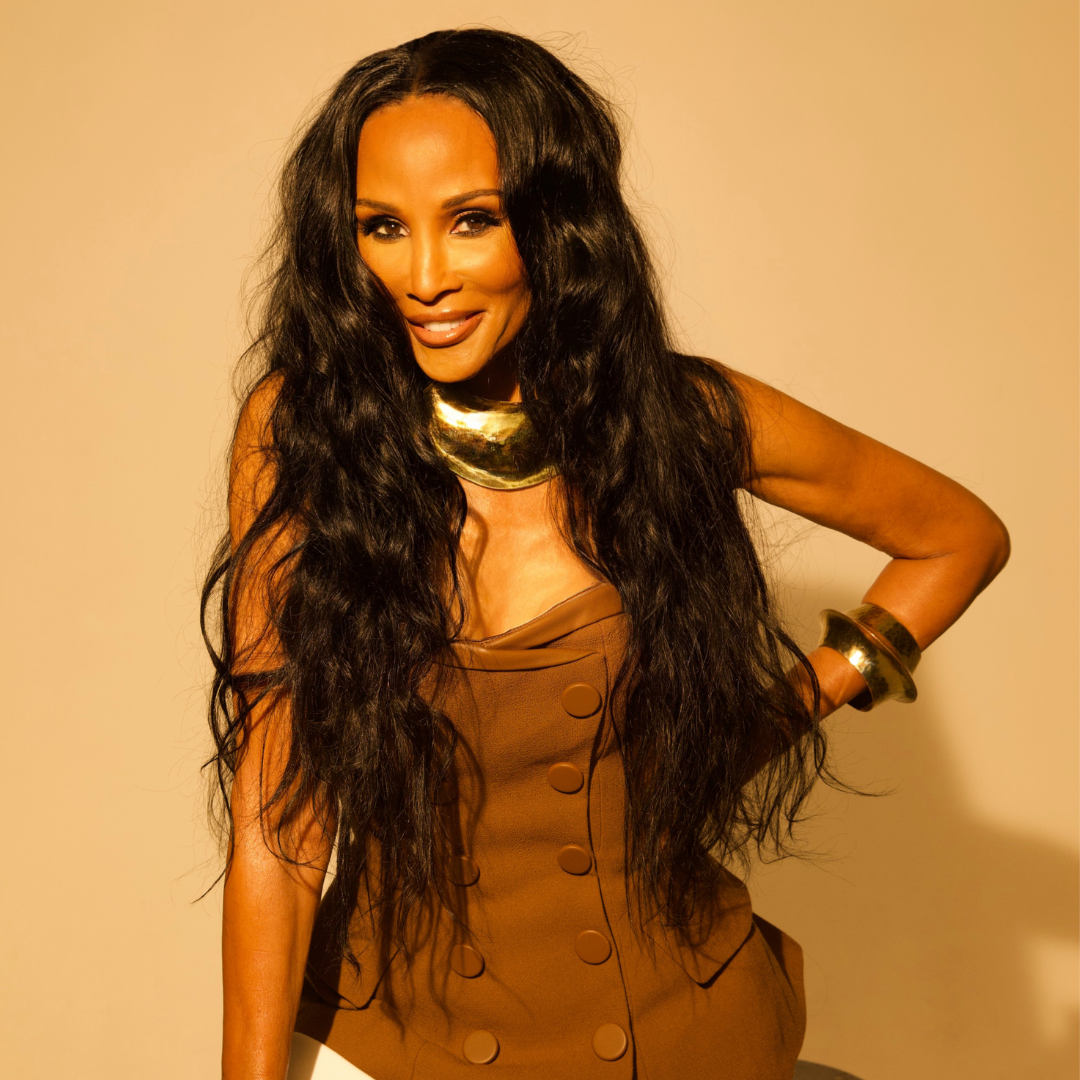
[{"xmin": 407, "ymin": 230, "xmax": 460, "ymax": 305}]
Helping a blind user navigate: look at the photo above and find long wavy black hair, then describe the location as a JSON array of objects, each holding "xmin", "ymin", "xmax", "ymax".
[{"xmin": 202, "ymin": 27, "xmax": 825, "ymax": 961}]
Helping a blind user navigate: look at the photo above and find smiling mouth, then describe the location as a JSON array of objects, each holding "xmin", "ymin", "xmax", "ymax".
[
  {"xmin": 406, "ymin": 311, "xmax": 484, "ymax": 348},
  {"xmin": 422, "ymin": 318, "xmax": 469, "ymax": 332}
]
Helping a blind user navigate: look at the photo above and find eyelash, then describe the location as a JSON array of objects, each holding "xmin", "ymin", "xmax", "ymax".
[
  {"xmin": 454, "ymin": 210, "xmax": 500, "ymax": 235},
  {"xmin": 358, "ymin": 210, "xmax": 502, "ymax": 240}
]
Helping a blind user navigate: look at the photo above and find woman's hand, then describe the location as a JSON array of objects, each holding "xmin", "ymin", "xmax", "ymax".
[{"xmin": 732, "ymin": 371, "xmax": 1010, "ymax": 716}]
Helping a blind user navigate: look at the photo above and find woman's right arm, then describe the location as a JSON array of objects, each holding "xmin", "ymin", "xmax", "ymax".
[
  {"xmin": 222, "ymin": 380, "xmax": 335, "ymax": 1080},
  {"xmin": 222, "ymin": 692, "xmax": 333, "ymax": 1080}
]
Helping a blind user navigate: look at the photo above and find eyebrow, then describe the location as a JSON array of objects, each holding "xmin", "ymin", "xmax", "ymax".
[
  {"xmin": 442, "ymin": 188, "xmax": 501, "ymax": 209},
  {"xmin": 354, "ymin": 188, "xmax": 502, "ymax": 213}
]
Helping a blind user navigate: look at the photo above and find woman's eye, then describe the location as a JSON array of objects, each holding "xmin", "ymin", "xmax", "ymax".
[
  {"xmin": 452, "ymin": 212, "xmax": 499, "ymax": 236},
  {"xmin": 360, "ymin": 217, "xmax": 406, "ymax": 240}
]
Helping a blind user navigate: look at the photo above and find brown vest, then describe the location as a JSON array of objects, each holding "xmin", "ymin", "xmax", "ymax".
[{"xmin": 296, "ymin": 584, "xmax": 805, "ymax": 1079}]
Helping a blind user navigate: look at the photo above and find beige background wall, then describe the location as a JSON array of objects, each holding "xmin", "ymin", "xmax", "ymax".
[{"xmin": 1, "ymin": 2, "xmax": 1075, "ymax": 1078}]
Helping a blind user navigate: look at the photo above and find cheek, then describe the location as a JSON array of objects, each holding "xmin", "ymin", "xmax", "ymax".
[
  {"xmin": 357, "ymin": 239, "xmax": 406, "ymax": 295},
  {"xmin": 465, "ymin": 235, "xmax": 527, "ymax": 298}
]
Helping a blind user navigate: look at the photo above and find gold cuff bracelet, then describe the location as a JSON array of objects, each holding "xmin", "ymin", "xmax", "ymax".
[{"xmin": 818, "ymin": 604, "xmax": 922, "ymax": 712}]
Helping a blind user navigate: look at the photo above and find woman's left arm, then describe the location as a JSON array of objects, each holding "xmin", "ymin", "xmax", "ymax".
[{"xmin": 733, "ymin": 372, "xmax": 1011, "ymax": 718}]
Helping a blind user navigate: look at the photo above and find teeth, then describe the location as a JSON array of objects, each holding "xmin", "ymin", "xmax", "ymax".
[{"xmin": 423, "ymin": 319, "xmax": 467, "ymax": 332}]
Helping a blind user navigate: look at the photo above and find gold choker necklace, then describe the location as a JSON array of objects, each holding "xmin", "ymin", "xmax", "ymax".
[{"xmin": 425, "ymin": 382, "xmax": 558, "ymax": 491}]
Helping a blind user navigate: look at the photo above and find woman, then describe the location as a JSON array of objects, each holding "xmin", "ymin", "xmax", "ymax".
[{"xmin": 204, "ymin": 28, "xmax": 1009, "ymax": 1080}]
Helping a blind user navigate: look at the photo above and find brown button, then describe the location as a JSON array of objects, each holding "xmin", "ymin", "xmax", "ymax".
[
  {"xmin": 462, "ymin": 1029, "xmax": 500, "ymax": 1064},
  {"xmin": 557, "ymin": 844, "xmax": 592, "ymax": 875},
  {"xmin": 547, "ymin": 762, "xmax": 584, "ymax": 794},
  {"xmin": 449, "ymin": 944, "xmax": 485, "ymax": 978},
  {"xmin": 561, "ymin": 682, "xmax": 602, "ymax": 717},
  {"xmin": 592, "ymin": 1023, "xmax": 628, "ymax": 1061},
  {"xmin": 435, "ymin": 778, "xmax": 458, "ymax": 805},
  {"xmin": 449, "ymin": 855, "xmax": 480, "ymax": 886},
  {"xmin": 575, "ymin": 929, "xmax": 612, "ymax": 964}
]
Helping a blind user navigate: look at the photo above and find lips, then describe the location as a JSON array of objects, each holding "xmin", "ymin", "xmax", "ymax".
[{"xmin": 406, "ymin": 310, "xmax": 484, "ymax": 348}]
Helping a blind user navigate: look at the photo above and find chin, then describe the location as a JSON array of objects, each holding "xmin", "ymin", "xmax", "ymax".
[{"xmin": 414, "ymin": 352, "xmax": 489, "ymax": 385}]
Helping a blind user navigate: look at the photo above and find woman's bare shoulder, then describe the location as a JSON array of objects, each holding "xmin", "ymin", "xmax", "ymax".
[
  {"xmin": 234, "ymin": 373, "xmax": 284, "ymax": 456},
  {"xmin": 683, "ymin": 354, "xmax": 784, "ymax": 419},
  {"xmin": 229, "ymin": 372, "xmax": 285, "ymax": 546},
  {"xmin": 684, "ymin": 356, "xmax": 860, "ymax": 492}
]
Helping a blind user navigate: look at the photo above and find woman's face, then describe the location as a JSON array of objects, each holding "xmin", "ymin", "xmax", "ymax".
[{"xmin": 355, "ymin": 95, "xmax": 529, "ymax": 400}]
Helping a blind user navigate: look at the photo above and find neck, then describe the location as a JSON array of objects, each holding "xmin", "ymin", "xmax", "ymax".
[{"xmin": 457, "ymin": 345, "xmax": 521, "ymax": 402}]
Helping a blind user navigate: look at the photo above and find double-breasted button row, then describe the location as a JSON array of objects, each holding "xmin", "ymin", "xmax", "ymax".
[
  {"xmin": 452, "ymin": 680, "xmax": 613, "ymax": 1066},
  {"xmin": 463, "ymin": 1024, "xmax": 626, "ymax": 1065},
  {"xmin": 551, "ymin": 687, "xmax": 596, "ymax": 871}
]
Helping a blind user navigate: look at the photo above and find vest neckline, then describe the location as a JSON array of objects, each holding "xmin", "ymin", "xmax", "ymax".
[{"xmin": 455, "ymin": 582, "xmax": 623, "ymax": 653}]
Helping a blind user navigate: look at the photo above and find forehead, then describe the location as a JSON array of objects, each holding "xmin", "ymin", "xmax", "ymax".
[{"xmin": 356, "ymin": 95, "xmax": 499, "ymax": 200}]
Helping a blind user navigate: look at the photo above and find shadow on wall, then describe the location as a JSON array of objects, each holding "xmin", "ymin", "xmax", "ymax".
[{"xmin": 750, "ymin": 626, "xmax": 1079, "ymax": 1080}]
